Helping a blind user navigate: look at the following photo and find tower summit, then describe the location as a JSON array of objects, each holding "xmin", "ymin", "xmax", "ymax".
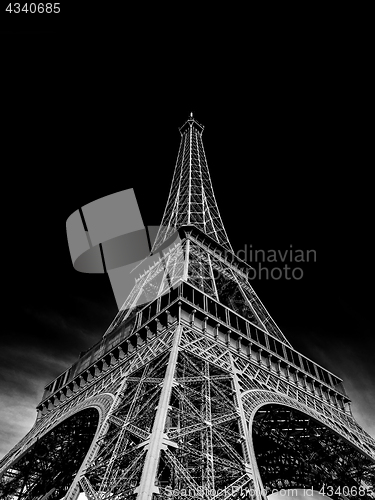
[
  {"xmin": 152, "ymin": 112, "xmax": 232, "ymax": 253},
  {"xmin": 1, "ymin": 115, "xmax": 374, "ymax": 499}
]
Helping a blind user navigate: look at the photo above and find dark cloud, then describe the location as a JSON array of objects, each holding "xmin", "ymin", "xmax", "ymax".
[
  {"xmin": 306, "ymin": 339, "xmax": 375, "ymax": 438},
  {"xmin": 0, "ymin": 345, "xmax": 64, "ymax": 457},
  {"xmin": 0, "ymin": 301, "xmax": 111, "ymax": 459}
]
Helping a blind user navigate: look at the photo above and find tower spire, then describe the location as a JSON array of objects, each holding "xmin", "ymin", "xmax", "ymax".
[{"xmin": 151, "ymin": 114, "xmax": 233, "ymax": 252}]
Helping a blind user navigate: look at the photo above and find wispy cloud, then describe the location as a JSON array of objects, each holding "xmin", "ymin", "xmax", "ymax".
[
  {"xmin": 304, "ymin": 333, "xmax": 375, "ymax": 439},
  {"xmin": 0, "ymin": 343, "xmax": 74, "ymax": 459},
  {"xmin": 0, "ymin": 303, "xmax": 107, "ymax": 460},
  {"xmin": 0, "ymin": 391, "xmax": 38, "ymax": 459}
]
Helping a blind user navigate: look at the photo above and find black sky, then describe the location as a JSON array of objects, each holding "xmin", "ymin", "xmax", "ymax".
[{"xmin": 1, "ymin": 30, "xmax": 374, "ymax": 458}]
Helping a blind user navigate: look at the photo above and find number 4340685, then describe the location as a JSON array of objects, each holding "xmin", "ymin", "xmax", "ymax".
[{"xmin": 6, "ymin": 3, "xmax": 60, "ymax": 13}]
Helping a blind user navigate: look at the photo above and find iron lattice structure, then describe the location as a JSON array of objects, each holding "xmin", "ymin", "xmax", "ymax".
[{"xmin": 1, "ymin": 114, "xmax": 374, "ymax": 500}]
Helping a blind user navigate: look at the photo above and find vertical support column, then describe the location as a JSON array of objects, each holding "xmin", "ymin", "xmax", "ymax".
[
  {"xmin": 62, "ymin": 369, "xmax": 70, "ymax": 386},
  {"xmin": 228, "ymin": 351, "xmax": 267, "ymax": 500},
  {"xmin": 237, "ymin": 336, "xmax": 242, "ymax": 353},
  {"xmin": 226, "ymin": 330, "xmax": 231, "ymax": 348},
  {"xmin": 203, "ymin": 316, "xmax": 208, "ymax": 334},
  {"xmin": 202, "ymin": 360, "xmax": 215, "ymax": 492},
  {"xmin": 276, "ymin": 360, "xmax": 282, "ymax": 376},
  {"xmin": 248, "ymin": 342, "xmax": 253, "ymax": 360},
  {"xmin": 183, "ymin": 239, "xmax": 190, "ymax": 281},
  {"xmin": 51, "ymin": 378, "xmax": 57, "ymax": 394},
  {"xmin": 215, "ymin": 323, "xmax": 220, "ymax": 341},
  {"xmin": 258, "ymin": 349, "xmax": 263, "ymax": 365},
  {"xmin": 190, "ymin": 309, "xmax": 196, "ymax": 326},
  {"xmin": 135, "ymin": 324, "xmax": 183, "ymax": 500},
  {"xmin": 207, "ymin": 254, "xmax": 219, "ymax": 300},
  {"xmin": 165, "ymin": 309, "xmax": 171, "ymax": 326}
]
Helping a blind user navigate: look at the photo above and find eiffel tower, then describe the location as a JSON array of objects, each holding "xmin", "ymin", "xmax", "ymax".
[{"xmin": 1, "ymin": 114, "xmax": 374, "ymax": 500}]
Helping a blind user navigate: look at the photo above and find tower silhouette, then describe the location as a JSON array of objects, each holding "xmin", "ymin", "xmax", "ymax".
[{"xmin": 1, "ymin": 114, "xmax": 374, "ymax": 499}]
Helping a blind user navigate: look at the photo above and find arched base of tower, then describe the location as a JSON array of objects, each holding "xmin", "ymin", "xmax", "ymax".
[
  {"xmin": 251, "ymin": 404, "xmax": 375, "ymax": 499},
  {"xmin": 0, "ymin": 408, "xmax": 99, "ymax": 500}
]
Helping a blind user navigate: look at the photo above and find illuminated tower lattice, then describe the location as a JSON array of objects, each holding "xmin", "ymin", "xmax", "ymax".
[{"xmin": 1, "ymin": 114, "xmax": 374, "ymax": 500}]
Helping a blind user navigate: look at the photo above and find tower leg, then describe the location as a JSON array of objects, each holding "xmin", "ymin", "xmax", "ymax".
[
  {"xmin": 64, "ymin": 484, "xmax": 81, "ymax": 500},
  {"xmin": 229, "ymin": 352, "xmax": 267, "ymax": 500},
  {"xmin": 135, "ymin": 324, "xmax": 182, "ymax": 500}
]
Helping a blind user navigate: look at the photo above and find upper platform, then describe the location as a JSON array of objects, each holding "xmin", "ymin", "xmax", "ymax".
[{"xmin": 178, "ymin": 112, "xmax": 205, "ymax": 134}]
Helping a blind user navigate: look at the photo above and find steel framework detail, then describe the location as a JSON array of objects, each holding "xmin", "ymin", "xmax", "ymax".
[{"xmin": 1, "ymin": 114, "xmax": 374, "ymax": 500}]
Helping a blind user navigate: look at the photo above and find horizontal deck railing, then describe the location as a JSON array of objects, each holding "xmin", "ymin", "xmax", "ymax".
[{"xmin": 40, "ymin": 281, "xmax": 348, "ymax": 410}]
